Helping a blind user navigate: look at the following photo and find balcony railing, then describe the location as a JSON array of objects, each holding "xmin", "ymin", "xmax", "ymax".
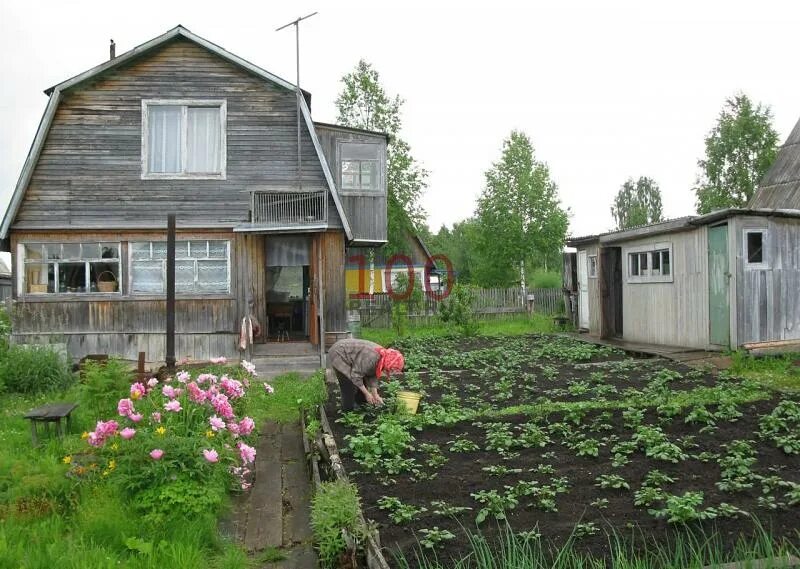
[{"xmin": 250, "ymin": 190, "xmax": 328, "ymax": 228}]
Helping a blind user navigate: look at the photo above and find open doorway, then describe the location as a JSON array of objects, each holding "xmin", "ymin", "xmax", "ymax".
[
  {"xmin": 600, "ymin": 246, "xmax": 623, "ymax": 338},
  {"xmin": 266, "ymin": 236, "xmax": 311, "ymax": 342}
]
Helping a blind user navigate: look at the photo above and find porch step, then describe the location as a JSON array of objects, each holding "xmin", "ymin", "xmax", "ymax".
[
  {"xmin": 252, "ymin": 342, "xmax": 317, "ymax": 357},
  {"xmin": 251, "ymin": 355, "xmax": 322, "ymax": 380}
]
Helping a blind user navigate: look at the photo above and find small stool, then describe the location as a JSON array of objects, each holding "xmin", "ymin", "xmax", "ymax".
[{"xmin": 24, "ymin": 402, "xmax": 79, "ymax": 446}]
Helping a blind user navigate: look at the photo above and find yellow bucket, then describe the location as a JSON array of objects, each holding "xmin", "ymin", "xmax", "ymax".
[{"xmin": 396, "ymin": 391, "xmax": 422, "ymax": 415}]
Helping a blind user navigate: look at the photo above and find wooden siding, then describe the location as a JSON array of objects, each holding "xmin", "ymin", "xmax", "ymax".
[
  {"xmin": 315, "ymin": 126, "xmax": 387, "ymax": 242},
  {"xmin": 317, "ymin": 231, "xmax": 347, "ymax": 331},
  {"xmin": 732, "ymin": 216, "xmax": 800, "ymax": 345},
  {"xmin": 14, "ymin": 38, "xmax": 328, "ymax": 230},
  {"xmin": 618, "ymin": 228, "xmax": 711, "ymax": 349}
]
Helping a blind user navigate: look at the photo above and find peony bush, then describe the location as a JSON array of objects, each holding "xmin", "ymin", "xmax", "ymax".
[{"xmin": 82, "ymin": 359, "xmax": 272, "ymax": 525}]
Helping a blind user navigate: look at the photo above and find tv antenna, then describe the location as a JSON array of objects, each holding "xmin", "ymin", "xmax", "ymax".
[{"xmin": 276, "ymin": 12, "xmax": 318, "ymax": 190}]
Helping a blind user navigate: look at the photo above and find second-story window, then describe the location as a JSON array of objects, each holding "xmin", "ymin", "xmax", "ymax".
[
  {"xmin": 142, "ymin": 100, "xmax": 227, "ymax": 178},
  {"xmin": 340, "ymin": 143, "xmax": 380, "ymax": 191}
]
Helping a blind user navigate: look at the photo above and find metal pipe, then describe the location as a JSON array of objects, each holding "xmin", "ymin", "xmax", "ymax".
[{"xmin": 165, "ymin": 213, "xmax": 176, "ymax": 370}]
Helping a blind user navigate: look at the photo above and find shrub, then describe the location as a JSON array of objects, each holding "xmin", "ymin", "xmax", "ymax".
[
  {"xmin": 79, "ymin": 358, "xmax": 135, "ymax": 419},
  {"xmin": 531, "ymin": 271, "xmax": 562, "ymax": 289},
  {"xmin": 0, "ymin": 344, "xmax": 73, "ymax": 394},
  {"xmin": 438, "ymin": 283, "xmax": 479, "ymax": 336},
  {"xmin": 311, "ymin": 480, "xmax": 364, "ymax": 567}
]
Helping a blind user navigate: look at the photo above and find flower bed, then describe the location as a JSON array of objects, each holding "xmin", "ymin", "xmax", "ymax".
[{"xmin": 323, "ymin": 334, "xmax": 800, "ymax": 565}]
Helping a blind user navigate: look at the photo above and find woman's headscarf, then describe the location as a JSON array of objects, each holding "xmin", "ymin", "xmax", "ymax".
[{"xmin": 375, "ymin": 347, "xmax": 405, "ymax": 379}]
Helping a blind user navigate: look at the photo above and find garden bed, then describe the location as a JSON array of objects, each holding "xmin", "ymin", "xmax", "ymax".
[{"xmin": 322, "ymin": 334, "xmax": 800, "ymax": 565}]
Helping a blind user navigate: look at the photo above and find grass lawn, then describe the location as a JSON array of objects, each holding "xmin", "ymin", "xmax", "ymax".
[{"xmin": 321, "ymin": 332, "xmax": 800, "ymax": 567}]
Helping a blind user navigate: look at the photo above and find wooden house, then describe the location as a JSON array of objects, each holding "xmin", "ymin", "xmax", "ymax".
[
  {"xmin": 566, "ymin": 123, "xmax": 800, "ymax": 351},
  {"xmin": 0, "ymin": 26, "xmax": 388, "ymax": 363}
]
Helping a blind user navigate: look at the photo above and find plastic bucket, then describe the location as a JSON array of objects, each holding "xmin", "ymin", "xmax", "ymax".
[{"xmin": 396, "ymin": 391, "xmax": 422, "ymax": 415}]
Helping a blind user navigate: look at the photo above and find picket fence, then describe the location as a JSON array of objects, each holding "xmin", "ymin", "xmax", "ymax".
[{"xmin": 354, "ymin": 287, "xmax": 563, "ymax": 329}]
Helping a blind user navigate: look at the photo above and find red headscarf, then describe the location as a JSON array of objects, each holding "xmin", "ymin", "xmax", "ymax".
[{"xmin": 375, "ymin": 347, "xmax": 405, "ymax": 379}]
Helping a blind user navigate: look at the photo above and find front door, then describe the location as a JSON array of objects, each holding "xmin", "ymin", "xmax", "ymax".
[
  {"xmin": 578, "ymin": 250, "xmax": 589, "ymax": 329},
  {"xmin": 708, "ymin": 224, "xmax": 730, "ymax": 346},
  {"xmin": 600, "ymin": 247, "xmax": 623, "ymax": 338},
  {"xmin": 265, "ymin": 236, "xmax": 311, "ymax": 342}
]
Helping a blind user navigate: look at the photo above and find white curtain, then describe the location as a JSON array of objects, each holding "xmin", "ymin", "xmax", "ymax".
[
  {"xmin": 266, "ymin": 236, "xmax": 310, "ymax": 267},
  {"xmin": 187, "ymin": 107, "xmax": 221, "ymax": 173},
  {"xmin": 148, "ymin": 106, "xmax": 181, "ymax": 173}
]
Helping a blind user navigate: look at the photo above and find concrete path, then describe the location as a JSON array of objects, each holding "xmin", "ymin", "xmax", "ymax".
[{"xmin": 223, "ymin": 421, "xmax": 317, "ymax": 568}]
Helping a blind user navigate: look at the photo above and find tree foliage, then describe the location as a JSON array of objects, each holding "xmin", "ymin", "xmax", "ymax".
[
  {"xmin": 694, "ymin": 94, "xmax": 779, "ymax": 214},
  {"xmin": 611, "ymin": 177, "xmax": 663, "ymax": 230},
  {"xmin": 426, "ymin": 219, "xmax": 480, "ymax": 283},
  {"xmin": 472, "ymin": 131, "xmax": 569, "ymax": 286},
  {"xmin": 335, "ymin": 60, "xmax": 428, "ymax": 252}
]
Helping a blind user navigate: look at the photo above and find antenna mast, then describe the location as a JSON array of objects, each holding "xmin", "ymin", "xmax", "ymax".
[{"xmin": 276, "ymin": 11, "xmax": 318, "ymax": 191}]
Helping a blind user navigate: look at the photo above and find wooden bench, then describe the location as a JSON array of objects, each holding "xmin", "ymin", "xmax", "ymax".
[{"xmin": 24, "ymin": 402, "xmax": 79, "ymax": 446}]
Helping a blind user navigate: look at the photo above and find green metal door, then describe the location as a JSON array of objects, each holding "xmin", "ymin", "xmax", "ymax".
[{"xmin": 708, "ymin": 224, "xmax": 730, "ymax": 346}]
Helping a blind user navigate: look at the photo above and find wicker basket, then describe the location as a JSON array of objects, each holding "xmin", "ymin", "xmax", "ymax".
[{"xmin": 96, "ymin": 271, "xmax": 118, "ymax": 293}]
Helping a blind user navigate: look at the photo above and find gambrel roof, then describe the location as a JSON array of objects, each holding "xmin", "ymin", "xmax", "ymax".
[{"xmin": 1, "ymin": 25, "xmax": 353, "ymax": 240}]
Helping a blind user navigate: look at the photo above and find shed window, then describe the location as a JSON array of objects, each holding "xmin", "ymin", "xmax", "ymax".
[
  {"xmin": 627, "ymin": 244, "xmax": 673, "ymax": 283},
  {"xmin": 340, "ymin": 143, "xmax": 380, "ymax": 191},
  {"xmin": 130, "ymin": 240, "xmax": 230, "ymax": 294},
  {"xmin": 143, "ymin": 100, "xmax": 226, "ymax": 178},
  {"xmin": 746, "ymin": 231, "xmax": 765, "ymax": 265},
  {"xmin": 588, "ymin": 255, "xmax": 598, "ymax": 278},
  {"xmin": 21, "ymin": 242, "xmax": 120, "ymax": 295}
]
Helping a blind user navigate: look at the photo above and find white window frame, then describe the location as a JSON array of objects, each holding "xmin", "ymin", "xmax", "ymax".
[
  {"xmin": 337, "ymin": 141, "xmax": 384, "ymax": 195},
  {"xmin": 128, "ymin": 240, "xmax": 232, "ymax": 296},
  {"xmin": 743, "ymin": 228, "xmax": 768, "ymax": 270},
  {"xmin": 141, "ymin": 99, "xmax": 227, "ymax": 180},
  {"xmin": 18, "ymin": 241, "xmax": 123, "ymax": 297},
  {"xmin": 588, "ymin": 255, "xmax": 598, "ymax": 278},
  {"xmin": 626, "ymin": 242, "xmax": 674, "ymax": 284}
]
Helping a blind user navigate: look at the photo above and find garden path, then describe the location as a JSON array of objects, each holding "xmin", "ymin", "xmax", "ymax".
[{"xmin": 224, "ymin": 420, "xmax": 317, "ymax": 568}]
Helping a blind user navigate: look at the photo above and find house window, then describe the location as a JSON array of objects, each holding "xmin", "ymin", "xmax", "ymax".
[
  {"xmin": 745, "ymin": 230, "xmax": 766, "ymax": 266},
  {"xmin": 142, "ymin": 100, "xmax": 227, "ymax": 178},
  {"xmin": 627, "ymin": 244, "xmax": 673, "ymax": 283},
  {"xmin": 588, "ymin": 255, "xmax": 598, "ymax": 278},
  {"xmin": 340, "ymin": 143, "xmax": 380, "ymax": 191},
  {"xmin": 130, "ymin": 240, "xmax": 230, "ymax": 294},
  {"xmin": 21, "ymin": 242, "xmax": 120, "ymax": 295}
]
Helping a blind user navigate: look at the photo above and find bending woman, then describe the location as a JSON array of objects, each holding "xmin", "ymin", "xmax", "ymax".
[{"xmin": 327, "ymin": 338, "xmax": 405, "ymax": 411}]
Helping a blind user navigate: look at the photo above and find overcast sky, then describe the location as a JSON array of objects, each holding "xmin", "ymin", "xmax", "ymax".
[{"xmin": 2, "ymin": 0, "xmax": 800, "ymax": 239}]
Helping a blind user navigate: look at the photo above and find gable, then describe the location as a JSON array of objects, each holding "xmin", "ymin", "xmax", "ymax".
[
  {"xmin": 2, "ymin": 27, "xmax": 352, "ymax": 239},
  {"xmin": 751, "ymin": 116, "xmax": 800, "ymax": 210}
]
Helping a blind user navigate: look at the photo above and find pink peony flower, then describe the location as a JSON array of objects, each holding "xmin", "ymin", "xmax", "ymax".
[
  {"xmin": 147, "ymin": 377, "xmax": 159, "ymax": 388},
  {"xmin": 150, "ymin": 449, "xmax": 164, "ymax": 460},
  {"xmin": 130, "ymin": 382, "xmax": 146, "ymax": 400},
  {"xmin": 120, "ymin": 427, "xmax": 136, "ymax": 440},
  {"xmin": 86, "ymin": 420, "xmax": 119, "ymax": 448},
  {"xmin": 176, "ymin": 370, "xmax": 191, "ymax": 383},
  {"xmin": 162, "ymin": 385, "xmax": 176, "ymax": 399},
  {"xmin": 241, "ymin": 360, "xmax": 257, "ymax": 376},
  {"xmin": 237, "ymin": 442, "xmax": 256, "ymax": 464},
  {"xmin": 117, "ymin": 398, "xmax": 135, "ymax": 417},
  {"xmin": 151, "ymin": 412, "xmax": 161, "ymax": 423},
  {"xmin": 164, "ymin": 400, "xmax": 182, "ymax": 413},
  {"xmin": 228, "ymin": 422, "xmax": 241, "ymax": 436},
  {"xmin": 210, "ymin": 393, "xmax": 234, "ymax": 419},
  {"xmin": 187, "ymin": 381, "xmax": 207, "ymax": 403},
  {"xmin": 209, "ymin": 415, "xmax": 226, "ymax": 431},
  {"xmin": 197, "ymin": 373, "xmax": 218, "ymax": 385},
  {"xmin": 238, "ymin": 417, "xmax": 255, "ymax": 436},
  {"xmin": 220, "ymin": 376, "xmax": 245, "ymax": 399},
  {"xmin": 210, "ymin": 356, "xmax": 227, "ymax": 364},
  {"xmin": 263, "ymin": 382, "xmax": 275, "ymax": 395},
  {"xmin": 203, "ymin": 449, "xmax": 219, "ymax": 463},
  {"xmin": 129, "ymin": 413, "xmax": 143, "ymax": 423}
]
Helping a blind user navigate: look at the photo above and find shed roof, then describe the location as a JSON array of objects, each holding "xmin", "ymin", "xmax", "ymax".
[
  {"xmin": 566, "ymin": 208, "xmax": 800, "ymax": 247},
  {"xmin": 1, "ymin": 25, "xmax": 354, "ymax": 240},
  {"xmin": 750, "ymin": 116, "xmax": 800, "ymax": 210}
]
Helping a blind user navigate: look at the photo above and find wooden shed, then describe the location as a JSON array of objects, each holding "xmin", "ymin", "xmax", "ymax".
[{"xmin": 0, "ymin": 26, "xmax": 388, "ymax": 364}]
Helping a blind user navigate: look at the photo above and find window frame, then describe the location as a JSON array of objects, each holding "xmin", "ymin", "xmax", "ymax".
[
  {"xmin": 141, "ymin": 99, "xmax": 227, "ymax": 180},
  {"xmin": 587, "ymin": 255, "xmax": 598, "ymax": 278},
  {"xmin": 743, "ymin": 228, "xmax": 768, "ymax": 270},
  {"xmin": 337, "ymin": 141, "xmax": 384, "ymax": 195},
  {"xmin": 626, "ymin": 242, "xmax": 674, "ymax": 284},
  {"xmin": 128, "ymin": 239, "xmax": 231, "ymax": 296},
  {"xmin": 18, "ymin": 241, "xmax": 123, "ymax": 297}
]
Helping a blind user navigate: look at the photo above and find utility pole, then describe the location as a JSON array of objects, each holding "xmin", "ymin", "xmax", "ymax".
[{"xmin": 276, "ymin": 12, "xmax": 318, "ymax": 191}]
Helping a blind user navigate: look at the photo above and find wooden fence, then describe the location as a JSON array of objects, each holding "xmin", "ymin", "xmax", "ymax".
[{"xmin": 353, "ymin": 287, "xmax": 564, "ymax": 329}]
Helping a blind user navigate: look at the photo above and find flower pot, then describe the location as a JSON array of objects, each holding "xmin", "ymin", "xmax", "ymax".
[{"xmin": 396, "ymin": 391, "xmax": 422, "ymax": 415}]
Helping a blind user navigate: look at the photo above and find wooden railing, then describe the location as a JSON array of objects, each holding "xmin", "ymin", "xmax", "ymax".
[{"xmin": 250, "ymin": 190, "xmax": 328, "ymax": 227}]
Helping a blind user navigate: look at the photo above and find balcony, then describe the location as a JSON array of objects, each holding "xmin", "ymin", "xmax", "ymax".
[{"xmin": 244, "ymin": 190, "xmax": 328, "ymax": 230}]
